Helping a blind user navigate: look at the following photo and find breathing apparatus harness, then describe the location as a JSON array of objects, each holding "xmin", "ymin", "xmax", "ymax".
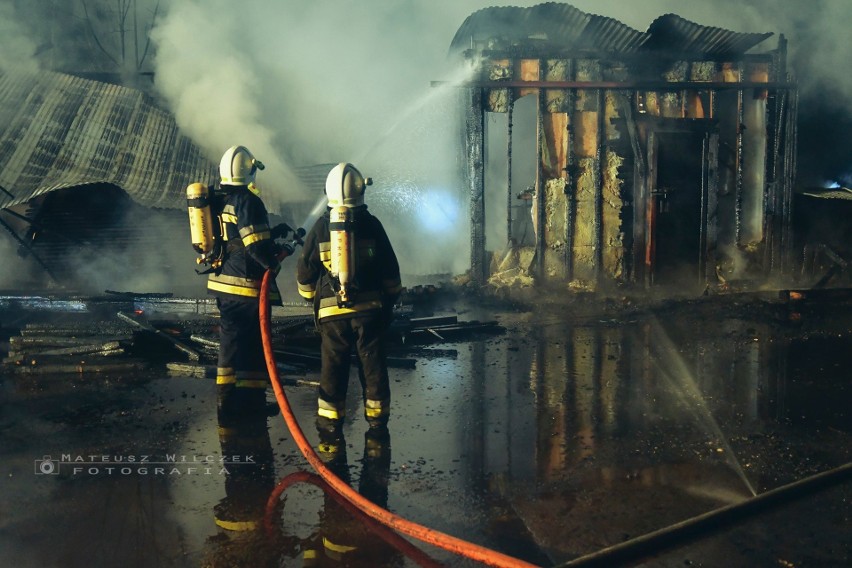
[
  {"xmin": 325, "ymin": 162, "xmax": 372, "ymax": 308},
  {"xmin": 186, "ymin": 182, "xmax": 225, "ymax": 274},
  {"xmin": 186, "ymin": 181, "xmax": 305, "ymax": 274}
]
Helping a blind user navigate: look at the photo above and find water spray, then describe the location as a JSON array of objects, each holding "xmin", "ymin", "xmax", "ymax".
[
  {"xmin": 647, "ymin": 319, "xmax": 758, "ymax": 497},
  {"xmin": 301, "ymin": 194, "xmax": 328, "ymax": 230}
]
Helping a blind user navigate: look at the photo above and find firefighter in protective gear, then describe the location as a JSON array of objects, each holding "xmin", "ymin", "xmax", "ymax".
[
  {"xmin": 208, "ymin": 145, "xmax": 285, "ymax": 420},
  {"xmin": 296, "ymin": 163, "xmax": 402, "ymax": 433}
]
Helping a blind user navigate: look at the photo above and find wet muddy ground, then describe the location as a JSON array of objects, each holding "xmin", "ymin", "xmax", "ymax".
[{"xmin": 0, "ymin": 289, "xmax": 850, "ymax": 567}]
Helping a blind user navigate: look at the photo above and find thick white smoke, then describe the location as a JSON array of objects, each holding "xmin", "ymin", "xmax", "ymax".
[
  {"xmin": 1, "ymin": 1, "xmax": 850, "ymax": 284},
  {"xmin": 148, "ymin": 0, "xmax": 852, "ymax": 278},
  {"xmin": 0, "ymin": 2, "xmax": 38, "ymax": 73}
]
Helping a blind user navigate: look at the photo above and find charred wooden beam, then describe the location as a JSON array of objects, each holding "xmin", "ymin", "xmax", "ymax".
[
  {"xmin": 6, "ymin": 340, "xmax": 122, "ymax": 358},
  {"xmin": 407, "ymin": 315, "xmax": 459, "ymax": 328},
  {"xmin": 9, "ymin": 361, "xmax": 146, "ymax": 374},
  {"xmin": 189, "ymin": 334, "xmax": 219, "ymax": 349},
  {"xmin": 401, "ymin": 321, "xmax": 505, "ymax": 344},
  {"xmin": 116, "ymin": 311, "xmax": 200, "ymax": 361},
  {"xmin": 274, "ymin": 348, "xmax": 417, "ymax": 370},
  {"xmin": 20, "ymin": 323, "xmax": 134, "ymax": 336},
  {"xmin": 465, "ymin": 85, "xmax": 487, "ymax": 285},
  {"xmin": 10, "ymin": 335, "xmax": 127, "ymax": 347},
  {"xmin": 166, "ymin": 362, "xmax": 317, "ymax": 387},
  {"xmin": 4, "ymin": 348, "xmax": 125, "ymax": 366},
  {"xmin": 435, "ymin": 80, "xmax": 796, "ymax": 91}
]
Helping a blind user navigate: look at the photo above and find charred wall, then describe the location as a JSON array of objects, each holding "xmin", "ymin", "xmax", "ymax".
[{"xmin": 455, "ymin": 6, "xmax": 796, "ymax": 294}]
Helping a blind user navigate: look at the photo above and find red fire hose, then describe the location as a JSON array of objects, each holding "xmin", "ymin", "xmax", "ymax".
[{"xmin": 259, "ymin": 270, "xmax": 539, "ymax": 568}]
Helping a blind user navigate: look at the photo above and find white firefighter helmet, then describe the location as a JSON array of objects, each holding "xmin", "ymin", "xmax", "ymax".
[
  {"xmin": 219, "ymin": 145, "xmax": 265, "ymax": 193},
  {"xmin": 325, "ymin": 163, "xmax": 372, "ymax": 208}
]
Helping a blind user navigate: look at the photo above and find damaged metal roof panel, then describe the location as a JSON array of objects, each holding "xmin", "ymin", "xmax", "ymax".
[
  {"xmin": 0, "ymin": 69, "xmax": 215, "ymax": 211},
  {"xmin": 449, "ymin": 2, "xmax": 771, "ymax": 57},
  {"xmin": 643, "ymin": 13, "xmax": 773, "ymax": 56},
  {"xmin": 449, "ymin": 2, "xmax": 647, "ymax": 54}
]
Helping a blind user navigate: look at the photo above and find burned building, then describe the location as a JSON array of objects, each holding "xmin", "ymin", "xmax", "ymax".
[
  {"xmin": 0, "ymin": 69, "xmax": 324, "ymax": 296},
  {"xmin": 0, "ymin": 69, "xmax": 216, "ymax": 294},
  {"xmin": 452, "ymin": 3, "xmax": 796, "ymax": 294}
]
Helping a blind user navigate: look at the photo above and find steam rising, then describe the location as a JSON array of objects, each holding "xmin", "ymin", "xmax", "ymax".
[
  {"xmin": 0, "ymin": 3, "xmax": 38, "ymax": 73},
  {"xmin": 1, "ymin": 1, "xmax": 851, "ymax": 287}
]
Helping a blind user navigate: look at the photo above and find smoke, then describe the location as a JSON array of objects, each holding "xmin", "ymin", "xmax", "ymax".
[
  {"xmin": 0, "ymin": 232, "xmax": 39, "ymax": 289},
  {"xmin": 0, "ymin": 3, "xmax": 39, "ymax": 73},
  {"xmin": 146, "ymin": 0, "xmax": 852, "ymax": 279},
  {"xmin": 1, "ymin": 1, "xmax": 850, "ymax": 284}
]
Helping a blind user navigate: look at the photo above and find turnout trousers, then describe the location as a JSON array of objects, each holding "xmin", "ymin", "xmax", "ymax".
[
  {"xmin": 216, "ymin": 297, "xmax": 269, "ymax": 421},
  {"xmin": 317, "ymin": 314, "xmax": 390, "ymax": 429}
]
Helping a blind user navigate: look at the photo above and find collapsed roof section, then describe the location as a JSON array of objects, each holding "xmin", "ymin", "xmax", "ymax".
[
  {"xmin": 0, "ymin": 70, "xmax": 215, "ymax": 211},
  {"xmin": 449, "ymin": 2, "xmax": 772, "ymax": 57}
]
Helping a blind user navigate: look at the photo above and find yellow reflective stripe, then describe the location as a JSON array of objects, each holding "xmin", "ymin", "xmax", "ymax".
[
  {"xmin": 242, "ymin": 230, "xmax": 270, "ymax": 247},
  {"xmin": 210, "ymin": 273, "xmax": 261, "ymax": 288},
  {"xmin": 215, "ymin": 517, "xmax": 258, "ymax": 531},
  {"xmin": 239, "ymin": 224, "xmax": 269, "ymax": 238},
  {"xmin": 216, "ymin": 367, "xmax": 236, "ymax": 384},
  {"xmin": 365, "ymin": 398, "xmax": 388, "ymax": 418},
  {"xmin": 208, "ymin": 279, "xmax": 282, "ymax": 301},
  {"xmin": 317, "ymin": 407, "xmax": 341, "ymax": 420},
  {"xmin": 319, "ymin": 250, "xmax": 331, "ymax": 262},
  {"xmin": 318, "ymin": 292, "xmax": 380, "ymax": 306},
  {"xmin": 297, "ymin": 282, "xmax": 315, "ymax": 299},
  {"xmin": 221, "ymin": 213, "xmax": 237, "ymax": 224},
  {"xmin": 323, "ymin": 537, "xmax": 357, "ymax": 554},
  {"xmin": 208, "ymin": 280, "xmax": 260, "ymax": 298},
  {"xmin": 222, "ymin": 204, "xmax": 236, "ymax": 215},
  {"xmin": 318, "ymin": 300, "xmax": 382, "ymax": 320},
  {"xmin": 364, "ymin": 399, "xmax": 388, "ymax": 418},
  {"xmin": 235, "ymin": 380, "xmax": 267, "ymax": 389},
  {"xmin": 303, "ymin": 550, "xmax": 317, "ymax": 560},
  {"xmin": 318, "ymin": 241, "xmax": 331, "ymax": 252}
]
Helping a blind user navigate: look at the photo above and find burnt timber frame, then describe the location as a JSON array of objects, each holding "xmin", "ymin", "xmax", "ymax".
[{"xmin": 458, "ymin": 48, "xmax": 797, "ymax": 289}]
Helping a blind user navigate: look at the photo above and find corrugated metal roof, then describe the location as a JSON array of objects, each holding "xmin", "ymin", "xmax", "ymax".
[
  {"xmin": 643, "ymin": 13, "xmax": 773, "ymax": 56},
  {"xmin": 449, "ymin": 2, "xmax": 772, "ymax": 57},
  {"xmin": 450, "ymin": 2, "xmax": 647, "ymax": 54},
  {"xmin": 0, "ymin": 69, "xmax": 216, "ymax": 211}
]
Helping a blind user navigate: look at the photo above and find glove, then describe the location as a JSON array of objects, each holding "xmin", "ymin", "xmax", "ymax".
[{"xmin": 271, "ymin": 223, "xmax": 293, "ymax": 240}]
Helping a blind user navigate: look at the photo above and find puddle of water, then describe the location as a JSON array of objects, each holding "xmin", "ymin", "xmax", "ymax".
[{"xmin": 1, "ymin": 296, "xmax": 850, "ymax": 566}]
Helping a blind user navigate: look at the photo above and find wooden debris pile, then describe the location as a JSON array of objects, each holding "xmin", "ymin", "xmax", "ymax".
[
  {"xmin": 2, "ymin": 318, "xmax": 145, "ymax": 375},
  {"xmin": 0, "ymin": 295, "xmax": 505, "ymax": 381}
]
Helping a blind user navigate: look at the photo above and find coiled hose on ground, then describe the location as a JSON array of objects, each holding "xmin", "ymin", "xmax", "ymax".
[{"xmin": 259, "ymin": 270, "xmax": 538, "ymax": 568}]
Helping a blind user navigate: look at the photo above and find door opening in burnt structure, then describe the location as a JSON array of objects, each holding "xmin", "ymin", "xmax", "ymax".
[
  {"xmin": 647, "ymin": 129, "xmax": 710, "ymax": 289},
  {"xmin": 485, "ymin": 94, "xmax": 539, "ymax": 254}
]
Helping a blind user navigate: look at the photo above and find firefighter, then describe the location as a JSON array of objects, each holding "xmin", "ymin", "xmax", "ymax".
[
  {"xmin": 208, "ymin": 145, "xmax": 285, "ymax": 420},
  {"xmin": 296, "ymin": 163, "xmax": 402, "ymax": 433}
]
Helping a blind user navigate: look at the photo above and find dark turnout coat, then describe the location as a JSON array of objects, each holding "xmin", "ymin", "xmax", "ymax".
[
  {"xmin": 296, "ymin": 207, "xmax": 401, "ymax": 322},
  {"xmin": 207, "ymin": 185, "xmax": 281, "ymax": 304}
]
